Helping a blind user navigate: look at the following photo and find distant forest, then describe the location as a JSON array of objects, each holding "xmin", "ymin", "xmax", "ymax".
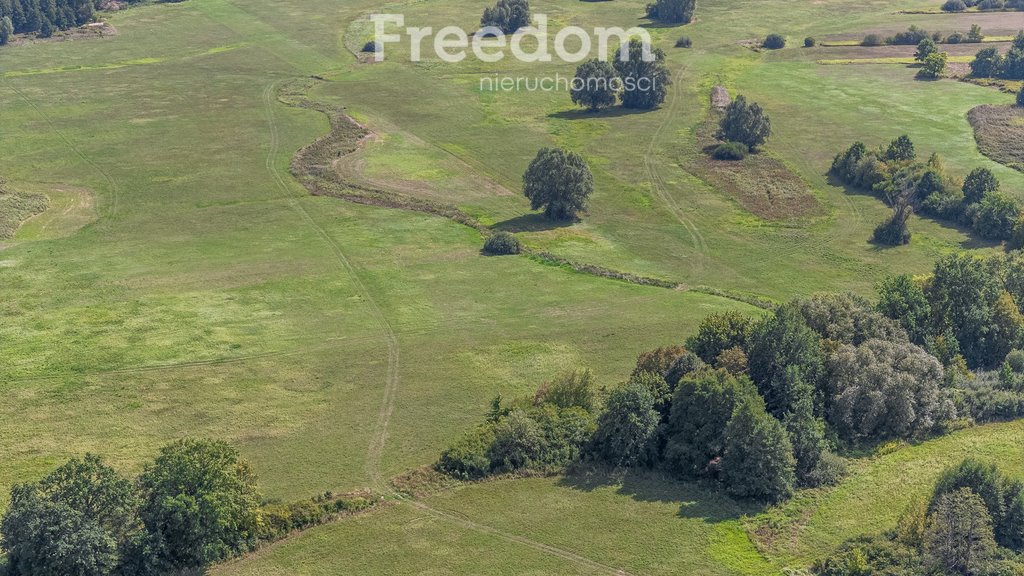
[{"xmin": 0, "ymin": 0, "xmax": 144, "ymax": 38}]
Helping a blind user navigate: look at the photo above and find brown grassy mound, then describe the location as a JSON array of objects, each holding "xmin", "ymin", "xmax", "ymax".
[
  {"xmin": 0, "ymin": 180, "xmax": 48, "ymax": 239},
  {"xmin": 969, "ymin": 104, "xmax": 1024, "ymax": 173},
  {"xmin": 685, "ymin": 111, "xmax": 822, "ymax": 221}
]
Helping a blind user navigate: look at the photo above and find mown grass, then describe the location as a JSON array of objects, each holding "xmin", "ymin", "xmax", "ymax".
[{"xmin": 1, "ymin": 0, "xmax": 1023, "ymax": 573}]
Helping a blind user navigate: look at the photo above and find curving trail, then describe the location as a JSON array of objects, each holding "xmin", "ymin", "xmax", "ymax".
[
  {"xmin": 642, "ymin": 65, "xmax": 709, "ymax": 276},
  {"xmin": 265, "ymin": 79, "xmax": 644, "ymax": 575},
  {"xmin": 4, "ymin": 78, "xmax": 121, "ymax": 219},
  {"xmin": 262, "ymin": 81, "xmax": 401, "ymax": 490}
]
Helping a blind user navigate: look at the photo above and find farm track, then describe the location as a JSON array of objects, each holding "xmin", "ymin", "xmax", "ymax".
[
  {"xmin": 643, "ymin": 65, "xmax": 709, "ymax": 277},
  {"xmin": 262, "ymin": 81, "xmax": 401, "ymax": 491},
  {"xmin": 265, "ymin": 79, "xmax": 648, "ymax": 575},
  {"xmin": 4, "ymin": 78, "xmax": 121, "ymax": 219}
]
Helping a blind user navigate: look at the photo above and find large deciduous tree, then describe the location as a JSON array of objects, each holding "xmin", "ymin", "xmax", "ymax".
[
  {"xmin": 522, "ymin": 147, "xmax": 593, "ymax": 220},
  {"xmin": 716, "ymin": 95, "xmax": 772, "ymax": 151},
  {"xmin": 613, "ymin": 38, "xmax": 671, "ymax": 110},
  {"xmin": 570, "ymin": 59, "xmax": 619, "ymax": 112}
]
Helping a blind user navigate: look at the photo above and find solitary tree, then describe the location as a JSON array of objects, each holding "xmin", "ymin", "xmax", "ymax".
[
  {"xmin": 716, "ymin": 95, "xmax": 772, "ymax": 151},
  {"xmin": 480, "ymin": 0, "xmax": 530, "ymax": 35},
  {"xmin": 522, "ymin": 147, "xmax": 593, "ymax": 220},
  {"xmin": 570, "ymin": 59, "xmax": 619, "ymax": 112},
  {"xmin": 613, "ymin": 39, "xmax": 671, "ymax": 110},
  {"xmin": 136, "ymin": 438, "xmax": 261, "ymax": 573},
  {"xmin": 963, "ymin": 167, "xmax": 1000, "ymax": 204}
]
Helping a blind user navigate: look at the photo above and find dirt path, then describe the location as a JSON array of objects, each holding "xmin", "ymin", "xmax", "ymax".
[
  {"xmin": 642, "ymin": 65, "xmax": 709, "ymax": 276},
  {"xmin": 403, "ymin": 498, "xmax": 638, "ymax": 576},
  {"xmin": 4, "ymin": 78, "xmax": 121, "ymax": 219},
  {"xmin": 262, "ymin": 81, "xmax": 401, "ymax": 490}
]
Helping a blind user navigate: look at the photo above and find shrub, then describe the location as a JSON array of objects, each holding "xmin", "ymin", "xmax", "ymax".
[
  {"xmin": 804, "ymin": 36, "xmax": 816, "ymax": 47},
  {"xmin": 482, "ymin": 231, "xmax": 521, "ymax": 255},
  {"xmin": 711, "ymin": 141, "xmax": 748, "ymax": 160},
  {"xmin": 890, "ymin": 26, "xmax": 930, "ymax": 46},
  {"xmin": 862, "ymin": 34, "xmax": 883, "ymax": 46},
  {"xmin": 979, "ymin": 0, "xmax": 1005, "ymax": 8},
  {"xmin": 675, "ymin": 35, "xmax": 692, "ymax": 48},
  {"xmin": 873, "ymin": 210, "xmax": 912, "ymax": 245},
  {"xmin": 946, "ymin": 31, "xmax": 966, "ymax": 44},
  {"xmin": 437, "ymin": 427, "xmax": 495, "ymax": 479},
  {"xmin": 361, "ymin": 40, "xmax": 380, "ymax": 53},
  {"xmin": 942, "ymin": 0, "xmax": 968, "ymax": 10},
  {"xmin": 763, "ymin": 33, "xmax": 786, "ymax": 50},
  {"xmin": 534, "ymin": 369, "xmax": 596, "ymax": 412}
]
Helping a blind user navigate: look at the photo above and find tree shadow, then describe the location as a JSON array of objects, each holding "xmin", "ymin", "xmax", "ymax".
[
  {"xmin": 557, "ymin": 465, "xmax": 766, "ymax": 522},
  {"xmin": 548, "ymin": 107, "xmax": 656, "ymax": 120},
  {"xmin": 492, "ymin": 213, "xmax": 576, "ymax": 232},
  {"xmin": 825, "ymin": 174, "xmax": 1003, "ymax": 251}
]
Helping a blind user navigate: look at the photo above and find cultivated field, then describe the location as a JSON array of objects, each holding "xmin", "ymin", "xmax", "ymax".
[{"xmin": 1, "ymin": 0, "xmax": 1023, "ymax": 573}]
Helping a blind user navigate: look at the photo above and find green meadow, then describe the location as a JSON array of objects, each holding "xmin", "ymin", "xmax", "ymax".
[{"xmin": 0, "ymin": 0, "xmax": 1023, "ymax": 572}]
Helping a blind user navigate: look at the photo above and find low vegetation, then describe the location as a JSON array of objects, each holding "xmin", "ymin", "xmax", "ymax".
[
  {"xmin": 969, "ymin": 105, "xmax": 1024, "ymax": 173},
  {"xmin": 0, "ymin": 179, "xmax": 48, "ymax": 239}
]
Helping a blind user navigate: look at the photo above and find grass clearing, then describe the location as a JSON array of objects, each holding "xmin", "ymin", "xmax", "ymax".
[{"xmin": 0, "ymin": 0, "xmax": 1023, "ymax": 572}]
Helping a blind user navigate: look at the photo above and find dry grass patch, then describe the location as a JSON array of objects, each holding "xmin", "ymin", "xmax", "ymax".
[
  {"xmin": 969, "ymin": 104, "xmax": 1024, "ymax": 172},
  {"xmin": 0, "ymin": 181, "xmax": 48, "ymax": 239},
  {"xmin": 685, "ymin": 112, "xmax": 822, "ymax": 222}
]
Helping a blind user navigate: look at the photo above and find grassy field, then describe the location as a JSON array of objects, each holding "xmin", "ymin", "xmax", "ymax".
[{"xmin": 1, "ymin": 0, "xmax": 1023, "ymax": 573}]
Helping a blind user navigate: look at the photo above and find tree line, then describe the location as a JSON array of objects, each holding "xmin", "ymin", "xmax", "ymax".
[
  {"xmin": 970, "ymin": 32, "xmax": 1024, "ymax": 81},
  {"xmin": 437, "ymin": 249, "xmax": 1024, "ymax": 504},
  {"xmin": 0, "ymin": 438, "xmax": 377, "ymax": 576},
  {"xmin": 830, "ymin": 135, "xmax": 1022, "ymax": 246},
  {"xmin": 815, "ymin": 458, "xmax": 1024, "ymax": 575}
]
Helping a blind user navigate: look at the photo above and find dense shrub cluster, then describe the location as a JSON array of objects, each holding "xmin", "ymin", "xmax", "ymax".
[
  {"xmin": 863, "ymin": 24, "xmax": 985, "ymax": 46},
  {"xmin": 645, "ymin": 0, "xmax": 696, "ymax": 24},
  {"xmin": 711, "ymin": 141, "xmax": 748, "ymax": 160},
  {"xmin": 0, "ymin": 439, "xmax": 369, "ymax": 576},
  {"xmin": 762, "ymin": 33, "xmax": 785, "ymax": 49},
  {"xmin": 970, "ymin": 32, "xmax": 1024, "ymax": 80},
  {"xmin": 437, "ymin": 370, "xmax": 599, "ymax": 479},
  {"xmin": 480, "ymin": 0, "xmax": 530, "ymax": 35},
  {"xmin": 831, "ymin": 136, "xmax": 1022, "ymax": 244},
  {"xmin": 814, "ymin": 458, "xmax": 1024, "ymax": 575}
]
